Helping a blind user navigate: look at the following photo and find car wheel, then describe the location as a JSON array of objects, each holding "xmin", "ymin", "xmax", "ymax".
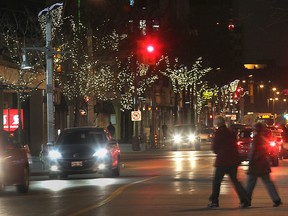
[
  {"xmin": 16, "ymin": 166, "xmax": 29, "ymax": 193},
  {"xmin": 283, "ymin": 149, "xmax": 288, "ymax": 159},
  {"xmin": 112, "ymin": 161, "xmax": 120, "ymax": 177},
  {"xmin": 271, "ymin": 157, "xmax": 279, "ymax": 167},
  {"xmin": 103, "ymin": 158, "xmax": 120, "ymax": 178}
]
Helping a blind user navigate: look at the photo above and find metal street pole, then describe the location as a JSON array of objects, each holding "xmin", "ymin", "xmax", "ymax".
[
  {"xmin": 45, "ymin": 12, "xmax": 54, "ymax": 146},
  {"xmin": 21, "ymin": 3, "xmax": 66, "ymax": 148}
]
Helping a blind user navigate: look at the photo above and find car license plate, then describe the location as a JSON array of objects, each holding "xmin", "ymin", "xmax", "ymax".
[{"xmin": 71, "ymin": 161, "xmax": 82, "ymax": 167}]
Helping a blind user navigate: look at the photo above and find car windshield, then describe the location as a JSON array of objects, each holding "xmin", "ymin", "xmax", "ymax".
[
  {"xmin": 57, "ymin": 131, "xmax": 107, "ymax": 145},
  {"xmin": 174, "ymin": 125, "xmax": 196, "ymax": 134},
  {"xmin": 239, "ymin": 130, "xmax": 252, "ymax": 138}
]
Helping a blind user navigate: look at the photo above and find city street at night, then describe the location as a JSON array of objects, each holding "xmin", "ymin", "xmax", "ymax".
[
  {"xmin": 2, "ymin": 1, "xmax": 288, "ymax": 216},
  {"xmin": 1, "ymin": 144, "xmax": 288, "ymax": 216}
]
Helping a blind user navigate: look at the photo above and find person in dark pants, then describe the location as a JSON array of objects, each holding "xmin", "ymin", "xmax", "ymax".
[
  {"xmin": 246, "ymin": 122, "xmax": 282, "ymax": 207},
  {"xmin": 208, "ymin": 115, "xmax": 250, "ymax": 208}
]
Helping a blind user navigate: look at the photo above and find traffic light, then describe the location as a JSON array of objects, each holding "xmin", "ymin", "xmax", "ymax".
[
  {"xmin": 137, "ymin": 36, "xmax": 161, "ymax": 65},
  {"xmin": 233, "ymin": 87, "xmax": 242, "ymax": 99}
]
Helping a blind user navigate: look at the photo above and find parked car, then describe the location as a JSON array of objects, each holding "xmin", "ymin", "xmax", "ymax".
[
  {"xmin": 0, "ymin": 130, "xmax": 30, "ymax": 193},
  {"xmin": 170, "ymin": 124, "xmax": 200, "ymax": 150},
  {"xmin": 48, "ymin": 127, "xmax": 121, "ymax": 179},
  {"xmin": 237, "ymin": 127, "xmax": 279, "ymax": 166}
]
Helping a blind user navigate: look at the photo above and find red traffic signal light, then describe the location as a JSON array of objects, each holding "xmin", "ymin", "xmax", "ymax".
[
  {"xmin": 137, "ymin": 36, "xmax": 161, "ymax": 65},
  {"xmin": 146, "ymin": 45, "xmax": 155, "ymax": 53},
  {"xmin": 233, "ymin": 87, "xmax": 242, "ymax": 99}
]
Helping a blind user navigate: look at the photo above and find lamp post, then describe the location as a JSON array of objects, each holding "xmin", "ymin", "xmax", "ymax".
[
  {"xmin": 43, "ymin": 7, "xmax": 54, "ymax": 146},
  {"xmin": 21, "ymin": 3, "xmax": 65, "ymax": 146}
]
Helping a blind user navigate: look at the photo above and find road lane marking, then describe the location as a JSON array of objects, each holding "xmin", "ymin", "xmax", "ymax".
[{"xmin": 68, "ymin": 176, "xmax": 159, "ymax": 216}]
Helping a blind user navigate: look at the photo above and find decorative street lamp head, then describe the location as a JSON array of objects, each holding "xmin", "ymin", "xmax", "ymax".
[{"xmin": 20, "ymin": 51, "xmax": 32, "ymax": 70}]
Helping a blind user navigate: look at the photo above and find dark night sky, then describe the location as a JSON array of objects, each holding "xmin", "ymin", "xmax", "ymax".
[
  {"xmin": 3, "ymin": 0, "xmax": 288, "ymax": 87},
  {"xmin": 238, "ymin": 1, "xmax": 288, "ymax": 67}
]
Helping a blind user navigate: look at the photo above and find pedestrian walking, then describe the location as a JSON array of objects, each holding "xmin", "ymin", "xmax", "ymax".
[
  {"xmin": 246, "ymin": 122, "xmax": 282, "ymax": 207},
  {"xmin": 107, "ymin": 122, "xmax": 115, "ymax": 137},
  {"xmin": 208, "ymin": 115, "xmax": 250, "ymax": 208}
]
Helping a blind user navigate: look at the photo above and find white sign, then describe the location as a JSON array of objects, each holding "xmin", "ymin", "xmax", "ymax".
[{"xmin": 131, "ymin": 111, "xmax": 141, "ymax": 121}]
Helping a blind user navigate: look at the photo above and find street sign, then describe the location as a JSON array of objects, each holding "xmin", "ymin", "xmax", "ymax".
[{"xmin": 131, "ymin": 111, "xmax": 141, "ymax": 121}]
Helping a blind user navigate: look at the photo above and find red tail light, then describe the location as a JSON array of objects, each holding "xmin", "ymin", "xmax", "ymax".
[{"xmin": 269, "ymin": 141, "xmax": 276, "ymax": 147}]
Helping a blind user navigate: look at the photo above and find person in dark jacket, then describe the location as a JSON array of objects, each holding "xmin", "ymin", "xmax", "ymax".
[
  {"xmin": 246, "ymin": 122, "xmax": 282, "ymax": 207},
  {"xmin": 208, "ymin": 115, "xmax": 250, "ymax": 208},
  {"xmin": 107, "ymin": 122, "xmax": 115, "ymax": 137}
]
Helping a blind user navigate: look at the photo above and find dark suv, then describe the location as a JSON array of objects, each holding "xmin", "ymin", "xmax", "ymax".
[
  {"xmin": 48, "ymin": 127, "xmax": 121, "ymax": 179},
  {"xmin": 0, "ymin": 130, "xmax": 30, "ymax": 193}
]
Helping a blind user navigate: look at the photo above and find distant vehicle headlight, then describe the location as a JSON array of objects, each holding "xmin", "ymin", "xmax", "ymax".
[
  {"xmin": 188, "ymin": 134, "xmax": 196, "ymax": 142},
  {"xmin": 173, "ymin": 134, "xmax": 182, "ymax": 143},
  {"xmin": 93, "ymin": 148, "xmax": 108, "ymax": 158},
  {"xmin": 48, "ymin": 150, "xmax": 62, "ymax": 160}
]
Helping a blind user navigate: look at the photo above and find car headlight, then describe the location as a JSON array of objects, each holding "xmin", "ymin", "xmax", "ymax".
[
  {"xmin": 173, "ymin": 134, "xmax": 182, "ymax": 143},
  {"xmin": 48, "ymin": 150, "xmax": 62, "ymax": 160},
  {"xmin": 93, "ymin": 148, "xmax": 108, "ymax": 158},
  {"xmin": 188, "ymin": 134, "xmax": 196, "ymax": 142}
]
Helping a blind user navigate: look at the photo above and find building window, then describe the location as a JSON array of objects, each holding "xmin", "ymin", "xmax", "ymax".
[
  {"xmin": 139, "ymin": 19, "xmax": 147, "ymax": 35},
  {"xmin": 152, "ymin": 19, "xmax": 160, "ymax": 31}
]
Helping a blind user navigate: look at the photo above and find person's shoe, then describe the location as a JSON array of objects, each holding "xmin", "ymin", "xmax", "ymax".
[
  {"xmin": 207, "ymin": 202, "xmax": 219, "ymax": 208},
  {"xmin": 239, "ymin": 202, "xmax": 249, "ymax": 208},
  {"xmin": 273, "ymin": 200, "xmax": 283, "ymax": 207}
]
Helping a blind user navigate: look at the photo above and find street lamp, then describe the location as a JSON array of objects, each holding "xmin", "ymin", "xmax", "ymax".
[
  {"xmin": 20, "ymin": 50, "xmax": 32, "ymax": 70},
  {"xmin": 22, "ymin": 3, "xmax": 65, "ymax": 146}
]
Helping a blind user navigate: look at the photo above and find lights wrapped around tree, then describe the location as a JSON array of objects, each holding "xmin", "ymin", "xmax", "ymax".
[{"xmin": 116, "ymin": 54, "xmax": 158, "ymax": 111}]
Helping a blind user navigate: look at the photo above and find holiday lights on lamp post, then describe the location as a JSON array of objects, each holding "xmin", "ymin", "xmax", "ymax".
[{"xmin": 21, "ymin": 2, "xmax": 68, "ymax": 146}]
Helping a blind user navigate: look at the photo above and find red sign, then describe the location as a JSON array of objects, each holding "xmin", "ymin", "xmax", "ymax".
[
  {"xmin": 131, "ymin": 111, "xmax": 141, "ymax": 121},
  {"xmin": 3, "ymin": 109, "xmax": 24, "ymax": 132}
]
